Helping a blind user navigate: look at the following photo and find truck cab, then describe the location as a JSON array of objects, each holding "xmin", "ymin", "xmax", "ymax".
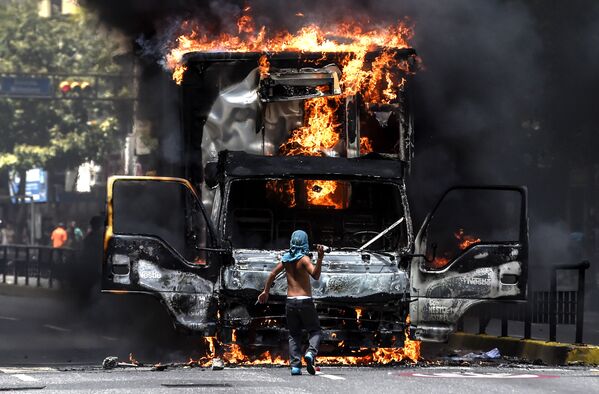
[{"xmin": 102, "ymin": 50, "xmax": 528, "ymax": 347}]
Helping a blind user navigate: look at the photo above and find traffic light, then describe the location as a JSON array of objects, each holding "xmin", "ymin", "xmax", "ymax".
[{"xmin": 58, "ymin": 80, "xmax": 93, "ymax": 97}]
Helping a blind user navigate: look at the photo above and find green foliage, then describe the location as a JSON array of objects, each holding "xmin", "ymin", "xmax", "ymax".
[{"xmin": 0, "ymin": 0, "xmax": 127, "ymax": 172}]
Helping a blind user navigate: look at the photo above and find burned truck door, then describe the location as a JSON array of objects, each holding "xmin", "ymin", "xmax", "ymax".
[
  {"xmin": 103, "ymin": 176, "xmax": 226, "ymax": 334},
  {"xmin": 409, "ymin": 186, "xmax": 528, "ymax": 342}
]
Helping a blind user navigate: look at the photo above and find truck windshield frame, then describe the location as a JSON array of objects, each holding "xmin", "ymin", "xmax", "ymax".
[{"xmin": 224, "ymin": 177, "xmax": 407, "ymax": 251}]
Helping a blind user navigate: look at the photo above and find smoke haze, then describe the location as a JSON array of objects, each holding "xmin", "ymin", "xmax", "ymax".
[{"xmin": 80, "ymin": 0, "xmax": 599, "ymax": 269}]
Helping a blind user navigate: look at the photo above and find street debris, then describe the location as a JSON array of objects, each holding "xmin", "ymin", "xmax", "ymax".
[
  {"xmin": 211, "ymin": 357, "xmax": 225, "ymax": 370},
  {"xmin": 456, "ymin": 348, "xmax": 502, "ymax": 361},
  {"xmin": 102, "ymin": 356, "xmax": 119, "ymax": 370},
  {"xmin": 102, "ymin": 355, "xmax": 142, "ymax": 370}
]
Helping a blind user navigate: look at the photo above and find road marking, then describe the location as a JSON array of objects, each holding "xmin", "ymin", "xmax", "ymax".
[
  {"xmin": 399, "ymin": 372, "xmax": 558, "ymax": 379},
  {"xmin": 0, "ymin": 367, "xmax": 57, "ymax": 374},
  {"xmin": 42, "ymin": 324, "xmax": 71, "ymax": 332},
  {"xmin": 0, "ymin": 316, "xmax": 18, "ymax": 321},
  {"xmin": 319, "ymin": 374, "xmax": 345, "ymax": 380},
  {"xmin": 12, "ymin": 374, "xmax": 37, "ymax": 382}
]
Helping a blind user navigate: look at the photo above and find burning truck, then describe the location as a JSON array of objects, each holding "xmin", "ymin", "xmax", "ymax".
[{"xmin": 101, "ymin": 17, "xmax": 528, "ymax": 361}]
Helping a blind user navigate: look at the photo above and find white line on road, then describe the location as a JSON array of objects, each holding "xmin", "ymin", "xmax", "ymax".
[
  {"xmin": 0, "ymin": 367, "xmax": 57, "ymax": 374},
  {"xmin": 319, "ymin": 374, "xmax": 345, "ymax": 380},
  {"xmin": 42, "ymin": 324, "xmax": 71, "ymax": 332},
  {"xmin": 12, "ymin": 374, "xmax": 37, "ymax": 382},
  {"xmin": 0, "ymin": 316, "xmax": 18, "ymax": 321}
]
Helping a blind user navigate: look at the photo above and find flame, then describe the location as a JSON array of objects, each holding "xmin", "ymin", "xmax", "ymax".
[
  {"xmin": 429, "ymin": 229, "xmax": 481, "ymax": 269},
  {"xmin": 360, "ymin": 136, "xmax": 373, "ymax": 155},
  {"xmin": 305, "ymin": 180, "xmax": 345, "ymax": 209},
  {"xmin": 279, "ymin": 97, "xmax": 340, "ymax": 156},
  {"xmin": 223, "ymin": 344, "xmax": 287, "ymax": 365},
  {"xmin": 172, "ymin": 64, "xmax": 187, "ymax": 85},
  {"xmin": 165, "ymin": 12, "xmax": 413, "ymax": 99},
  {"xmin": 266, "ymin": 179, "xmax": 296, "ymax": 207},
  {"xmin": 430, "ymin": 256, "xmax": 450, "ymax": 269},
  {"xmin": 129, "ymin": 353, "xmax": 139, "ymax": 366},
  {"xmin": 166, "ymin": 12, "xmax": 415, "ymax": 209},
  {"xmin": 276, "ymin": 96, "xmax": 344, "ymax": 208},
  {"xmin": 258, "ymin": 54, "xmax": 270, "ymax": 78},
  {"xmin": 355, "ymin": 307, "xmax": 363, "ymax": 321},
  {"xmin": 205, "ymin": 336, "xmax": 217, "ymax": 355},
  {"xmin": 183, "ymin": 315, "xmax": 419, "ymax": 367},
  {"xmin": 454, "ymin": 228, "xmax": 481, "ymax": 250}
]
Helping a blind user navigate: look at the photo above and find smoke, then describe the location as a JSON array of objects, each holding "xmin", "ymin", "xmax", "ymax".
[{"xmin": 79, "ymin": 0, "xmax": 599, "ymax": 269}]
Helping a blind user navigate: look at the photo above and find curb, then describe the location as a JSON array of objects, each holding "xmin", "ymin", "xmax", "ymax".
[{"xmin": 448, "ymin": 332, "xmax": 599, "ymax": 365}]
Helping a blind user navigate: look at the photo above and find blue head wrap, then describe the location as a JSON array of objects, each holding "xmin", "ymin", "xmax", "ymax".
[{"xmin": 281, "ymin": 230, "xmax": 309, "ymax": 263}]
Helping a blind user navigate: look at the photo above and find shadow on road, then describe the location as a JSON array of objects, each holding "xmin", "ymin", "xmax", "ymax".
[{"xmin": 0, "ymin": 288, "xmax": 207, "ymax": 366}]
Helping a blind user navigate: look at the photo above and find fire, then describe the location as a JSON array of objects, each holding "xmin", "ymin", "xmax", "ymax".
[
  {"xmin": 454, "ymin": 228, "xmax": 481, "ymax": 250},
  {"xmin": 205, "ymin": 336, "xmax": 217, "ymax": 355},
  {"xmin": 184, "ymin": 314, "xmax": 419, "ymax": 368},
  {"xmin": 430, "ymin": 256, "xmax": 450, "ymax": 269},
  {"xmin": 277, "ymin": 96, "xmax": 343, "ymax": 208},
  {"xmin": 355, "ymin": 307, "xmax": 363, "ymax": 321},
  {"xmin": 166, "ymin": 11, "xmax": 415, "ymax": 207},
  {"xmin": 258, "ymin": 54, "xmax": 270, "ymax": 78},
  {"xmin": 165, "ymin": 11, "xmax": 413, "ymax": 103},
  {"xmin": 360, "ymin": 136, "xmax": 373, "ymax": 155},
  {"xmin": 222, "ymin": 344, "xmax": 287, "ymax": 366},
  {"xmin": 429, "ymin": 229, "xmax": 481, "ymax": 269},
  {"xmin": 265, "ymin": 179, "xmax": 296, "ymax": 207},
  {"xmin": 279, "ymin": 97, "xmax": 340, "ymax": 156},
  {"xmin": 306, "ymin": 180, "xmax": 345, "ymax": 209},
  {"xmin": 172, "ymin": 65, "xmax": 187, "ymax": 85},
  {"xmin": 128, "ymin": 353, "xmax": 139, "ymax": 366}
]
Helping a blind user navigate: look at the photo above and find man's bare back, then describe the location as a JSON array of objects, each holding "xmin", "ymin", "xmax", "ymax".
[
  {"xmin": 285, "ymin": 255, "xmax": 315, "ymax": 297},
  {"xmin": 257, "ymin": 245, "xmax": 324, "ymax": 303}
]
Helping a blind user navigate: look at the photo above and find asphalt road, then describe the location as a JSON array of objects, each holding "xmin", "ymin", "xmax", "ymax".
[
  {"xmin": 0, "ymin": 289, "xmax": 203, "ymax": 365},
  {"xmin": 0, "ymin": 365, "xmax": 598, "ymax": 393},
  {"xmin": 2, "ymin": 288, "xmax": 599, "ymax": 392}
]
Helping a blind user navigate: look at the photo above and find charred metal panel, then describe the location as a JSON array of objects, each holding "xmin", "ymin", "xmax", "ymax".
[
  {"xmin": 104, "ymin": 235, "xmax": 218, "ymax": 333},
  {"xmin": 201, "ymin": 69, "xmax": 263, "ymax": 167},
  {"xmin": 259, "ymin": 65, "xmax": 342, "ymax": 102},
  {"xmin": 223, "ymin": 250, "xmax": 409, "ymax": 300},
  {"xmin": 216, "ymin": 151, "xmax": 405, "ymax": 179},
  {"xmin": 409, "ymin": 247, "xmax": 524, "ymax": 342}
]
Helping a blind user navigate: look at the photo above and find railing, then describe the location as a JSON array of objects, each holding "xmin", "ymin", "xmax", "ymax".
[
  {"xmin": 458, "ymin": 261, "xmax": 590, "ymax": 344},
  {"xmin": 0, "ymin": 245, "xmax": 75, "ymax": 289}
]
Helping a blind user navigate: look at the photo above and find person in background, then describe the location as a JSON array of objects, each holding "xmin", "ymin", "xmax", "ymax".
[
  {"xmin": 51, "ymin": 222, "xmax": 68, "ymax": 248},
  {"xmin": 68, "ymin": 221, "xmax": 84, "ymax": 249},
  {"xmin": 1, "ymin": 222, "xmax": 16, "ymax": 245},
  {"xmin": 74, "ymin": 215, "xmax": 104, "ymax": 302}
]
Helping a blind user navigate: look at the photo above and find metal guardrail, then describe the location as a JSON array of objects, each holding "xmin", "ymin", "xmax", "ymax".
[
  {"xmin": 0, "ymin": 245, "xmax": 75, "ymax": 288},
  {"xmin": 458, "ymin": 261, "xmax": 590, "ymax": 344}
]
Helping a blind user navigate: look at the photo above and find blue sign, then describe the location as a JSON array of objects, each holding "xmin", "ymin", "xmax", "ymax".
[
  {"xmin": 0, "ymin": 76, "xmax": 52, "ymax": 97},
  {"xmin": 9, "ymin": 169, "xmax": 48, "ymax": 203}
]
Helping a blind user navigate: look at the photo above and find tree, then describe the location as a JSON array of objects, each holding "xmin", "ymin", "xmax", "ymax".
[
  {"xmin": 0, "ymin": 0, "xmax": 126, "ymax": 177},
  {"xmin": 0, "ymin": 0, "xmax": 129, "ymax": 241}
]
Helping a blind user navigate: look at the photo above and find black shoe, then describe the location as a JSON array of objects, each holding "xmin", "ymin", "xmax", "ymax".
[{"xmin": 305, "ymin": 352, "xmax": 315, "ymax": 375}]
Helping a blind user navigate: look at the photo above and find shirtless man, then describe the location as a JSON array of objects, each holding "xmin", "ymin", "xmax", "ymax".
[{"xmin": 257, "ymin": 230, "xmax": 325, "ymax": 376}]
